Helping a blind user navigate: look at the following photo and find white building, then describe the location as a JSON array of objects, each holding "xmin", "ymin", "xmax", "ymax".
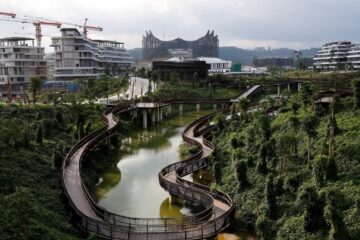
[
  {"xmin": 347, "ymin": 44, "xmax": 360, "ymax": 69},
  {"xmin": 51, "ymin": 28, "xmax": 134, "ymax": 80},
  {"xmin": 197, "ymin": 57, "xmax": 232, "ymax": 73},
  {"xmin": 313, "ymin": 41, "xmax": 353, "ymax": 70},
  {"xmin": 0, "ymin": 37, "xmax": 47, "ymax": 99}
]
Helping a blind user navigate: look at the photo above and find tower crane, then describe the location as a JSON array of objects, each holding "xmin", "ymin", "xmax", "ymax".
[
  {"xmin": 0, "ymin": 12, "xmax": 61, "ymax": 47},
  {"xmin": 82, "ymin": 18, "xmax": 103, "ymax": 38},
  {"xmin": 24, "ymin": 15, "xmax": 103, "ymax": 38}
]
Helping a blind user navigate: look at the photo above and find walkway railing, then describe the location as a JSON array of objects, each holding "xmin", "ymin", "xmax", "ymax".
[{"xmin": 61, "ymin": 100, "xmax": 235, "ymax": 239}]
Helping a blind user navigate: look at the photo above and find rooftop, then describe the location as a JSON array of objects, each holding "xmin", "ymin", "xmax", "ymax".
[{"xmin": 0, "ymin": 37, "xmax": 34, "ymax": 41}]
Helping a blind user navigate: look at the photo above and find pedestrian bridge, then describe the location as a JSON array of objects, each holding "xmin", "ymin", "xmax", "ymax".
[{"xmin": 62, "ymin": 101, "xmax": 235, "ymax": 239}]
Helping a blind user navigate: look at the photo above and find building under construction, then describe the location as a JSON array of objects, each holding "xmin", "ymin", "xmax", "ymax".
[
  {"xmin": 142, "ymin": 30, "xmax": 219, "ymax": 60},
  {"xmin": 51, "ymin": 28, "xmax": 134, "ymax": 80},
  {"xmin": 0, "ymin": 37, "xmax": 47, "ymax": 99}
]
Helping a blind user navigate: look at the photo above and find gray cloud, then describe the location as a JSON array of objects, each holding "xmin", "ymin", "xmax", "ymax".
[{"xmin": 0, "ymin": 0, "xmax": 359, "ymax": 52}]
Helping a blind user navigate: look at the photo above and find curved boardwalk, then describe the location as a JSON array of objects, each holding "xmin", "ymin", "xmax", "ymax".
[{"xmin": 62, "ymin": 102, "xmax": 235, "ymax": 239}]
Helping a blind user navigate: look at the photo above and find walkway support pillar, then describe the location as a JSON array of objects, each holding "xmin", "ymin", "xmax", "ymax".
[
  {"xmin": 288, "ymin": 84, "xmax": 291, "ymax": 92},
  {"xmin": 160, "ymin": 107, "xmax": 163, "ymax": 123},
  {"xmin": 298, "ymin": 82, "xmax": 302, "ymax": 91},
  {"xmin": 156, "ymin": 107, "xmax": 160, "ymax": 123},
  {"xmin": 196, "ymin": 104, "xmax": 200, "ymax": 112},
  {"xmin": 143, "ymin": 109, "xmax": 148, "ymax": 129},
  {"xmin": 277, "ymin": 85, "xmax": 281, "ymax": 96},
  {"xmin": 168, "ymin": 104, "xmax": 172, "ymax": 116},
  {"xmin": 213, "ymin": 104, "xmax": 217, "ymax": 110},
  {"xmin": 179, "ymin": 104, "xmax": 183, "ymax": 115},
  {"xmin": 151, "ymin": 109, "xmax": 156, "ymax": 124}
]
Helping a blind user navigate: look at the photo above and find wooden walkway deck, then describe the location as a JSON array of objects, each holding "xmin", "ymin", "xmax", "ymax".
[{"xmin": 61, "ymin": 102, "xmax": 235, "ymax": 239}]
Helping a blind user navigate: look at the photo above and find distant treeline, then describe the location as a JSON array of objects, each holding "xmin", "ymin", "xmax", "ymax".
[{"xmin": 129, "ymin": 47, "xmax": 319, "ymax": 64}]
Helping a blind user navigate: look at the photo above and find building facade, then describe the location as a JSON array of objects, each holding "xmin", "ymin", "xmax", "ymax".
[
  {"xmin": 152, "ymin": 59, "xmax": 210, "ymax": 80},
  {"xmin": 142, "ymin": 30, "xmax": 219, "ymax": 60},
  {"xmin": 347, "ymin": 44, "xmax": 360, "ymax": 69},
  {"xmin": 51, "ymin": 28, "xmax": 134, "ymax": 80},
  {"xmin": 197, "ymin": 57, "xmax": 232, "ymax": 73},
  {"xmin": 313, "ymin": 41, "xmax": 353, "ymax": 70},
  {"xmin": 253, "ymin": 57, "xmax": 294, "ymax": 69},
  {"xmin": 0, "ymin": 37, "xmax": 47, "ymax": 99}
]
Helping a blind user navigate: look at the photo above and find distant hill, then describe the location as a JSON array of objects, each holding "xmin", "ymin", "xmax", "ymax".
[
  {"xmin": 219, "ymin": 47, "xmax": 319, "ymax": 64},
  {"xmin": 129, "ymin": 48, "xmax": 143, "ymax": 61},
  {"xmin": 129, "ymin": 47, "xmax": 319, "ymax": 64}
]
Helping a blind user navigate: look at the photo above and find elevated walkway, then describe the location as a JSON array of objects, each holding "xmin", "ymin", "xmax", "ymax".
[
  {"xmin": 231, "ymin": 85, "xmax": 261, "ymax": 102},
  {"xmin": 62, "ymin": 101, "xmax": 235, "ymax": 239}
]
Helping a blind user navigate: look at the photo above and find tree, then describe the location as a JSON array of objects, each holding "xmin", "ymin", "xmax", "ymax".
[
  {"xmin": 35, "ymin": 124, "xmax": 43, "ymax": 145},
  {"xmin": 353, "ymin": 79, "xmax": 360, "ymax": 109},
  {"xmin": 301, "ymin": 114, "xmax": 318, "ymax": 162},
  {"xmin": 313, "ymin": 155, "xmax": 328, "ymax": 187},
  {"xmin": 256, "ymin": 214, "xmax": 273, "ymax": 240},
  {"xmin": 276, "ymin": 132, "xmax": 297, "ymax": 176},
  {"xmin": 192, "ymin": 72, "xmax": 198, "ymax": 88},
  {"xmin": 265, "ymin": 174, "xmax": 277, "ymax": 219},
  {"xmin": 29, "ymin": 77, "xmax": 43, "ymax": 105},
  {"xmin": 215, "ymin": 113, "xmax": 226, "ymax": 131},
  {"xmin": 151, "ymin": 70, "xmax": 159, "ymax": 91},
  {"xmin": 52, "ymin": 147, "xmax": 63, "ymax": 169},
  {"xmin": 298, "ymin": 185, "xmax": 326, "ymax": 233},
  {"xmin": 236, "ymin": 161, "xmax": 249, "ymax": 190},
  {"xmin": 238, "ymin": 98, "xmax": 250, "ymax": 120},
  {"xmin": 258, "ymin": 114, "xmax": 272, "ymax": 142},
  {"xmin": 257, "ymin": 143, "xmax": 268, "ymax": 175},
  {"xmin": 299, "ymin": 82, "xmax": 313, "ymax": 107},
  {"xmin": 324, "ymin": 192, "xmax": 349, "ymax": 240},
  {"xmin": 212, "ymin": 162, "xmax": 221, "ymax": 183},
  {"xmin": 55, "ymin": 111, "xmax": 64, "ymax": 126},
  {"xmin": 291, "ymin": 102, "xmax": 301, "ymax": 114}
]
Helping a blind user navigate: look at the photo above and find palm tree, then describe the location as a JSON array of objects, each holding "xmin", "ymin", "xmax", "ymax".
[
  {"xmin": 238, "ymin": 98, "xmax": 250, "ymax": 120},
  {"xmin": 150, "ymin": 70, "xmax": 159, "ymax": 92},
  {"xmin": 301, "ymin": 115, "xmax": 318, "ymax": 162},
  {"xmin": 29, "ymin": 77, "xmax": 43, "ymax": 105}
]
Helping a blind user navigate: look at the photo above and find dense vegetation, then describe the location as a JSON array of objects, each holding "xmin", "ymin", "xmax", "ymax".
[
  {"xmin": 212, "ymin": 81, "xmax": 360, "ymax": 239},
  {"xmin": 151, "ymin": 75, "xmax": 239, "ymax": 100},
  {"xmin": 0, "ymin": 103, "xmax": 106, "ymax": 239}
]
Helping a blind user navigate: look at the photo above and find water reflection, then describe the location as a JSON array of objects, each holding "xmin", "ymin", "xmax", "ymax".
[
  {"xmin": 92, "ymin": 109, "xmax": 256, "ymax": 239},
  {"xmin": 93, "ymin": 110, "xmax": 212, "ymax": 218}
]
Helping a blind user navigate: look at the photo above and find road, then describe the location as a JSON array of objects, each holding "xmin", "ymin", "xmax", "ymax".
[{"xmin": 96, "ymin": 77, "xmax": 156, "ymax": 104}]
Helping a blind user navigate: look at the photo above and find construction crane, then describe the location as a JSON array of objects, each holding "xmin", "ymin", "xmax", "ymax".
[
  {"xmin": 82, "ymin": 18, "xmax": 103, "ymax": 38},
  {"xmin": 0, "ymin": 11, "xmax": 16, "ymax": 18},
  {"xmin": 24, "ymin": 15, "xmax": 103, "ymax": 38},
  {"xmin": 0, "ymin": 12, "xmax": 61, "ymax": 47}
]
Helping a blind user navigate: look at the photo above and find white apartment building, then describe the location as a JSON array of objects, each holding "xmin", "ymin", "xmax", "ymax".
[
  {"xmin": 51, "ymin": 28, "xmax": 134, "ymax": 80},
  {"xmin": 313, "ymin": 41, "xmax": 353, "ymax": 70},
  {"xmin": 347, "ymin": 44, "xmax": 360, "ymax": 69},
  {"xmin": 197, "ymin": 57, "xmax": 232, "ymax": 73},
  {"xmin": 0, "ymin": 37, "xmax": 47, "ymax": 99}
]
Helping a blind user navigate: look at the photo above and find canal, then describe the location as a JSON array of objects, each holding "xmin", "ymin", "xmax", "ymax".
[{"xmin": 92, "ymin": 109, "xmax": 255, "ymax": 240}]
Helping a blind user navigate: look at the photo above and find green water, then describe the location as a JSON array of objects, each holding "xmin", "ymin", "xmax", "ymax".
[
  {"xmin": 93, "ymin": 109, "xmax": 255, "ymax": 239},
  {"xmin": 94, "ymin": 110, "xmax": 213, "ymax": 218}
]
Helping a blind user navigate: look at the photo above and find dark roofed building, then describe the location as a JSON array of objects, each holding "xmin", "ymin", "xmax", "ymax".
[{"xmin": 152, "ymin": 59, "xmax": 210, "ymax": 80}]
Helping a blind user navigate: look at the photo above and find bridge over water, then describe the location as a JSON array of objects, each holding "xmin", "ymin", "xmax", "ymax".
[{"xmin": 62, "ymin": 100, "xmax": 235, "ymax": 239}]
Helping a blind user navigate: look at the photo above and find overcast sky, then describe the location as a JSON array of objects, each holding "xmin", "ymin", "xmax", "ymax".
[{"xmin": 1, "ymin": 0, "xmax": 359, "ymax": 53}]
